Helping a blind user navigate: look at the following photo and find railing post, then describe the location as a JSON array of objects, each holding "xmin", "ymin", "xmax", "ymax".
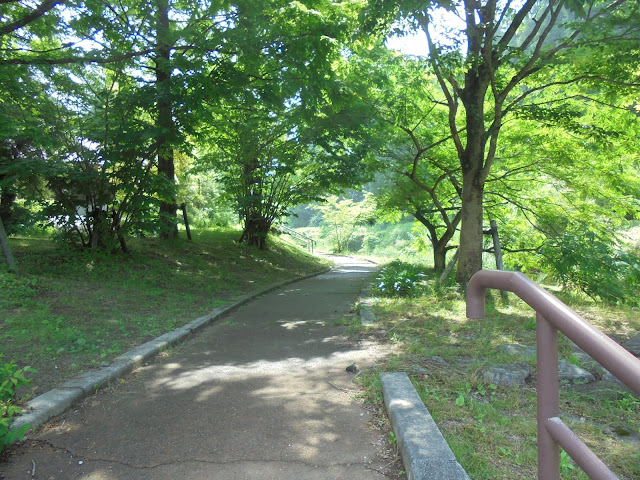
[
  {"xmin": 537, "ymin": 312, "xmax": 560, "ymax": 480},
  {"xmin": 468, "ymin": 270, "xmax": 640, "ymax": 480}
]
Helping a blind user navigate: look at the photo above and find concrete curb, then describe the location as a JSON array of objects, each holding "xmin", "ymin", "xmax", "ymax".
[
  {"xmin": 358, "ymin": 299, "xmax": 377, "ymax": 326},
  {"xmin": 12, "ymin": 267, "xmax": 331, "ymax": 434},
  {"xmin": 381, "ymin": 372, "xmax": 470, "ymax": 480}
]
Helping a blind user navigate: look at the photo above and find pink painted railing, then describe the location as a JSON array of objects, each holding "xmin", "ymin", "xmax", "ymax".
[{"xmin": 466, "ymin": 270, "xmax": 640, "ymax": 480}]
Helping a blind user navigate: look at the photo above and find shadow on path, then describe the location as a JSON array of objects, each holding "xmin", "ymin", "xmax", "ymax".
[{"xmin": 1, "ymin": 256, "xmax": 398, "ymax": 480}]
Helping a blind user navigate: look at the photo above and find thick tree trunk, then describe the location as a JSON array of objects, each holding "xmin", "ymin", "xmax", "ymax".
[
  {"xmin": 455, "ymin": 57, "xmax": 490, "ymax": 286},
  {"xmin": 242, "ymin": 214, "xmax": 270, "ymax": 250},
  {"xmin": 158, "ymin": 152, "xmax": 177, "ymax": 239},
  {"xmin": 0, "ymin": 189, "xmax": 16, "ymax": 234},
  {"xmin": 455, "ymin": 170, "xmax": 484, "ymax": 285},
  {"xmin": 156, "ymin": 0, "xmax": 178, "ymax": 240}
]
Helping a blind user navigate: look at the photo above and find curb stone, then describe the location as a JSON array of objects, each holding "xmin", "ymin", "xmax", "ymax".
[
  {"xmin": 354, "ymin": 255, "xmax": 378, "ymax": 326},
  {"xmin": 11, "ymin": 267, "xmax": 332, "ymax": 434},
  {"xmin": 358, "ymin": 299, "xmax": 377, "ymax": 326},
  {"xmin": 381, "ymin": 372, "xmax": 470, "ymax": 480}
]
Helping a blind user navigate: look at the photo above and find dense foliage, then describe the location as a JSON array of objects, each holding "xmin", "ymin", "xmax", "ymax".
[{"xmin": 1, "ymin": 1, "xmax": 639, "ymax": 287}]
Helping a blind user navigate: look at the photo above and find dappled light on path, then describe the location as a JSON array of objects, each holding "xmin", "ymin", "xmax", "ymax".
[{"xmin": 2, "ymin": 256, "xmax": 396, "ymax": 479}]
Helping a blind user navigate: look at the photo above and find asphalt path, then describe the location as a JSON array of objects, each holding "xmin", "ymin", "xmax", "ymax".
[{"xmin": 1, "ymin": 255, "xmax": 396, "ymax": 480}]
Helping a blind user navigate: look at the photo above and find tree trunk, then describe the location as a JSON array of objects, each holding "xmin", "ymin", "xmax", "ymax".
[
  {"xmin": 413, "ymin": 210, "xmax": 461, "ymax": 273},
  {"xmin": 242, "ymin": 214, "xmax": 270, "ymax": 250},
  {"xmin": 433, "ymin": 242, "xmax": 447, "ymax": 272},
  {"xmin": 156, "ymin": 0, "xmax": 178, "ymax": 240},
  {"xmin": 455, "ymin": 169, "xmax": 485, "ymax": 285},
  {"xmin": 0, "ymin": 216, "xmax": 18, "ymax": 274},
  {"xmin": 439, "ymin": 249, "xmax": 458, "ymax": 285},
  {"xmin": 490, "ymin": 220, "xmax": 504, "ymax": 271},
  {"xmin": 455, "ymin": 58, "xmax": 490, "ymax": 286},
  {"xmin": 0, "ymin": 189, "xmax": 16, "ymax": 234},
  {"xmin": 181, "ymin": 203, "xmax": 192, "ymax": 241}
]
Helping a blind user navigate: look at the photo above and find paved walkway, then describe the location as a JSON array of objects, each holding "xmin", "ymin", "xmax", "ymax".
[{"xmin": 1, "ymin": 256, "xmax": 396, "ymax": 480}]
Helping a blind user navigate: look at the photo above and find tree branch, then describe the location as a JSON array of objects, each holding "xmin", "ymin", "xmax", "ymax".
[{"xmin": 0, "ymin": 0, "xmax": 65, "ymax": 36}]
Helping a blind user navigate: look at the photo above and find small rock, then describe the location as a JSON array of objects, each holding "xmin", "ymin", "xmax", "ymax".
[
  {"xmin": 612, "ymin": 425, "xmax": 640, "ymax": 444},
  {"xmin": 570, "ymin": 351, "xmax": 598, "ymax": 371},
  {"xmin": 456, "ymin": 356, "xmax": 484, "ymax": 368},
  {"xmin": 558, "ymin": 360, "xmax": 595, "ymax": 384},
  {"xmin": 600, "ymin": 370, "xmax": 623, "ymax": 383},
  {"xmin": 498, "ymin": 343, "xmax": 536, "ymax": 358},
  {"xmin": 427, "ymin": 356, "xmax": 449, "ymax": 366},
  {"xmin": 622, "ymin": 337, "xmax": 640, "ymax": 357},
  {"xmin": 482, "ymin": 361, "xmax": 532, "ymax": 386},
  {"xmin": 346, "ymin": 364, "xmax": 358, "ymax": 373}
]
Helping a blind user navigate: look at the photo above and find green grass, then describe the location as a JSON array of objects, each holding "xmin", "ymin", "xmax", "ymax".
[
  {"xmin": 0, "ymin": 228, "xmax": 330, "ymax": 398},
  {"xmin": 353, "ymin": 262, "xmax": 640, "ymax": 480}
]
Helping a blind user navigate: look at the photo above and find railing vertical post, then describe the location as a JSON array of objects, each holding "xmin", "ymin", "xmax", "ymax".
[{"xmin": 537, "ymin": 312, "xmax": 560, "ymax": 480}]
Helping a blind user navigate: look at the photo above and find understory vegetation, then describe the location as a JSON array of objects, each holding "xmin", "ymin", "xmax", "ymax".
[
  {"xmin": 291, "ymin": 203, "xmax": 640, "ymax": 307},
  {"xmin": 353, "ymin": 261, "xmax": 640, "ymax": 480}
]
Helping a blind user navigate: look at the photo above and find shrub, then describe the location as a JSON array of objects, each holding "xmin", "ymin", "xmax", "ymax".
[
  {"xmin": 539, "ymin": 230, "xmax": 640, "ymax": 305},
  {"xmin": 1, "ymin": 358, "xmax": 35, "ymax": 453},
  {"xmin": 372, "ymin": 260, "xmax": 431, "ymax": 297}
]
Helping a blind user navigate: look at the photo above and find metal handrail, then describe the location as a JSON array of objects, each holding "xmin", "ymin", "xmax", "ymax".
[
  {"xmin": 466, "ymin": 270, "xmax": 640, "ymax": 480},
  {"xmin": 274, "ymin": 224, "xmax": 316, "ymax": 253}
]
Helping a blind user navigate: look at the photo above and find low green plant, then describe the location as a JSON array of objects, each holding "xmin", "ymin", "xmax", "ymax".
[
  {"xmin": 559, "ymin": 450, "xmax": 576, "ymax": 476},
  {"xmin": 615, "ymin": 391, "xmax": 640, "ymax": 413},
  {"xmin": 1, "ymin": 358, "xmax": 35, "ymax": 453},
  {"xmin": 372, "ymin": 260, "xmax": 431, "ymax": 297},
  {"xmin": 539, "ymin": 230, "xmax": 640, "ymax": 305}
]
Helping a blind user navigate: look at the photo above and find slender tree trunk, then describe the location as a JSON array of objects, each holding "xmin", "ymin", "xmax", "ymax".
[
  {"xmin": 433, "ymin": 242, "xmax": 447, "ymax": 272},
  {"xmin": 439, "ymin": 249, "xmax": 458, "ymax": 285},
  {"xmin": 156, "ymin": 0, "xmax": 178, "ymax": 239},
  {"xmin": 414, "ymin": 209, "xmax": 461, "ymax": 274},
  {"xmin": 181, "ymin": 203, "xmax": 192, "ymax": 241},
  {"xmin": 0, "ymin": 216, "xmax": 18, "ymax": 273},
  {"xmin": 0, "ymin": 189, "xmax": 16, "ymax": 234}
]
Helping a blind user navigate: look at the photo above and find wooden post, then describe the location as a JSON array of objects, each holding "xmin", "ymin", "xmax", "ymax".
[
  {"xmin": 180, "ymin": 203, "xmax": 192, "ymax": 241},
  {"xmin": 490, "ymin": 220, "xmax": 504, "ymax": 271},
  {"xmin": 0, "ymin": 217, "xmax": 18, "ymax": 274},
  {"xmin": 438, "ymin": 249, "xmax": 458, "ymax": 284},
  {"xmin": 489, "ymin": 220, "xmax": 508, "ymax": 300}
]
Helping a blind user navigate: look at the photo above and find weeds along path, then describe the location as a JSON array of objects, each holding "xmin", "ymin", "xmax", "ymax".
[{"xmin": 1, "ymin": 256, "xmax": 400, "ymax": 480}]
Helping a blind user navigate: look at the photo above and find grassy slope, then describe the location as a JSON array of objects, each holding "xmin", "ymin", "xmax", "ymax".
[
  {"xmin": 1, "ymin": 228, "xmax": 330, "ymax": 397},
  {"xmin": 355, "ymin": 268, "xmax": 640, "ymax": 480}
]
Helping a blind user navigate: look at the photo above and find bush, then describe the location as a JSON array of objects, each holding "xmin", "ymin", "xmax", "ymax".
[
  {"xmin": 1, "ymin": 358, "xmax": 35, "ymax": 453},
  {"xmin": 539, "ymin": 230, "xmax": 640, "ymax": 305},
  {"xmin": 372, "ymin": 260, "xmax": 432, "ymax": 297}
]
